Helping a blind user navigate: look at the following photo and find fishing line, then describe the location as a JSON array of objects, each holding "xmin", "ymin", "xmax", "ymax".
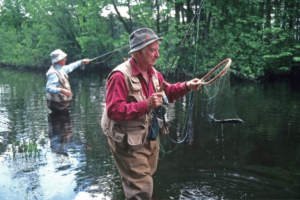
[
  {"xmin": 164, "ymin": 0, "xmax": 205, "ymax": 81},
  {"xmin": 163, "ymin": 4, "xmax": 203, "ymax": 145},
  {"xmin": 159, "ymin": 0, "xmax": 206, "ymax": 157},
  {"xmin": 167, "ymin": 92, "xmax": 194, "ymax": 144},
  {"xmin": 90, "ymin": 53, "xmax": 114, "ymax": 64}
]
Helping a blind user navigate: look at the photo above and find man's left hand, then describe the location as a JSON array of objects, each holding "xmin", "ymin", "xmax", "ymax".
[{"xmin": 186, "ymin": 78, "xmax": 202, "ymax": 91}]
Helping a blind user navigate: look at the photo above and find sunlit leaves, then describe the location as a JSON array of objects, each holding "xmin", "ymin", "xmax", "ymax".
[
  {"xmin": 293, "ymin": 57, "xmax": 300, "ymax": 62},
  {"xmin": 263, "ymin": 52, "xmax": 293, "ymax": 59}
]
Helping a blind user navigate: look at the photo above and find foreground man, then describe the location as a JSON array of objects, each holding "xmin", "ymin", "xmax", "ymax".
[
  {"xmin": 46, "ymin": 49, "xmax": 91, "ymax": 113},
  {"xmin": 101, "ymin": 28, "xmax": 201, "ymax": 199}
]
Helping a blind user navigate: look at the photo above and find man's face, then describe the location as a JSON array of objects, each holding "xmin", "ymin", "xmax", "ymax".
[
  {"xmin": 139, "ymin": 41, "xmax": 160, "ymax": 68},
  {"xmin": 56, "ymin": 57, "xmax": 67, "ymax": 66}
]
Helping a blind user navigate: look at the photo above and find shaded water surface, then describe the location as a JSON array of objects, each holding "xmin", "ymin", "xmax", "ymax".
[{"xmin": 0, "ymin": 68, "xmax": 299, "ymax": 199}]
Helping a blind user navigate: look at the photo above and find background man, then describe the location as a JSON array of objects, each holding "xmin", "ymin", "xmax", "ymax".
[
  {"xmin": 101, "ymin": 28, "xmax": 201, "ymax": 200},
  {"xmin": 46, "ymin": 49, "xmax": 91, "ymax": 113}
]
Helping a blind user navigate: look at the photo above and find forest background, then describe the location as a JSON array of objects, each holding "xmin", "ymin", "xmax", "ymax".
[{"xmin": 0, "ymin": 0, "xmax": 299, "ymax": 80}]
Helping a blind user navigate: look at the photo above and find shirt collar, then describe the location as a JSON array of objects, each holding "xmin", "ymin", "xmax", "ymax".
[
  {"xmin": 54, "ymin": 64, "xmax": 63, "ymax": 70},
  {"xmin": 129, "ymin": 57, "xmax": 155, "ymax": 77}
]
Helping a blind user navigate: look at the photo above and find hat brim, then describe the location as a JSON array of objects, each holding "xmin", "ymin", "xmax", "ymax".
[
  {"xmin": 128, "ymin": 37, "xmax": 163, "ymax": 54},
  {"xmin": 51, "ymin": 54, "xmax": 67, "ymax": 64}
]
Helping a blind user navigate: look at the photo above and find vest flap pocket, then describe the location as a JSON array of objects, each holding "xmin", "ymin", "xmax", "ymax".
[
  {"xmin": 60, "ymin": 93, "xmax": 66, "ymax": 98},
  {"xmin": 112, "ymin": 125, "xmax": 126, "ymax": 143},
  {"xmin": 113, "ymin": 131, "xmax": 125, "ymax": 143},
  {"xmin": 129, "ymin": 77, "xmax": 141, "ymax": 92},
  {"xmin": 127, "ymin": 134, "xmax": 142, "ymax": 146},
  {"xmin": 125, "ymin": 125, "xmax": 146, "ymax": 147}
]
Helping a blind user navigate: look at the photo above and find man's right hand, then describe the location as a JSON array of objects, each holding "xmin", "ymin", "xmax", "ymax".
[
  {"xmin": 147, "ymin": 93, "xmax": 163, "ymax": 110},
  {"xmin": 61, "ymin": 89, "xmax": 71, "ymax": 97},
  {"xmin": 81, "ymin": 59, "xmax": 92, "ymax": 65}
]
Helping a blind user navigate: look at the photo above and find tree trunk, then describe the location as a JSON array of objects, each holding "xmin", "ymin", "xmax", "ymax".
[
  {"xmin": 186, "ymin": 0, "xmax": 193, "ymax": 23},
  {"xmin": 112, "ymin": 0, "xmax": 132, "ymax": 34},
  {"xmin": 156, "ymin": 0, "xmax": 160, "ymax": 33},
  {"xmin": 175, "ymin": 1, "xmax": 183, "ymax": 23}
]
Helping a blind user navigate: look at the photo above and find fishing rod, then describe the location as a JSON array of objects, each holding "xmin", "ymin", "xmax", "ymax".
[
  {"xmin": 80, "ymin": 45, "xmax": 129, "ymax": 69},
  {"xmin": 91, "ymin": 45, "xmax": 129, "ymax": 61},
  {"xmin": 164, "ymin": 0, "xmax": 205, "ymax": 80},
  {"xmin": 81, "ymin": 19, "xmax": 203, "ymax": 67},
  {"xmin": 81, "ymin": 0, "xmax": 205, "ymax": 72},
  {"xmin": 81, "ymin": 8, "xmax": 205, "ymax": 69}
]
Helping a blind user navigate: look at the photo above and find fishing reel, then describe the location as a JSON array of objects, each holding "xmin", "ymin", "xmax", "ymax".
[{"xmin": 80, "ymin": 63, "xmax": 86, "ymax": 70}]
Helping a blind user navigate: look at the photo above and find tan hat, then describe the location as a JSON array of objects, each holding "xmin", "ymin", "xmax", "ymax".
[
  {"xmin": 50, "ymin": 49, "xmax": 67, "ymax": 64},
  {"xmin": 128, "ymin": 28, "xmax": 163, "ymax": 54}
]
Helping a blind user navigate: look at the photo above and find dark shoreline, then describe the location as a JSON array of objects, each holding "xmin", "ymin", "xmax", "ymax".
[{"xmin": 1, "ymin": 64, "xmax": 299, "ymax": 84}]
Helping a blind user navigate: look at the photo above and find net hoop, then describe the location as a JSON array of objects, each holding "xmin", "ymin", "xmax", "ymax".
[{"xmin": 200, "ymin": 58, "xmax": 232, "ymax": 85}]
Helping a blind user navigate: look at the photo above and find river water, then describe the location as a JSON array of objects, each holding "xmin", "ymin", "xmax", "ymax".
[{"xmin": 0, "ymin": 67, "xmax": 299, "ymax": 200}]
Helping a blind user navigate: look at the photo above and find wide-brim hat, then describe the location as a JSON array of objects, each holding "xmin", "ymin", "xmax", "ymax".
[
  {"xmin": 50, "ymin": 49, "xmax": 67, "ymax": 64},
  {"xmin": 128, "ymin": 28, "xmax": 163, "ymax": 54}
]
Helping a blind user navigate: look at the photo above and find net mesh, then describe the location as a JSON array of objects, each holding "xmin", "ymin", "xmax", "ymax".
[{"xmin": 200, "ymin": 60, "xmax": 243, "ymax": 124}]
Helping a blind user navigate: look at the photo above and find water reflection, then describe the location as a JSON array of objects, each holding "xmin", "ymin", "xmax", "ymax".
[
  {"xmin": 48, "ymin": 111, "xmax": 73, "ymax": 157},
  {"xmin": 1, "ymin": 68, "xmax": 300, "ymax": 199}
]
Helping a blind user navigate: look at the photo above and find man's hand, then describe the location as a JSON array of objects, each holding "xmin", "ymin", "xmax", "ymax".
[
  {"xmin": 61, "ymin": 88, "xmax": 72, "ymax": 97},
  {"xmin": 186, "ymin": 78, "xmax": 202, "ymax": 91},
  {"xmin": 81, "ymin": 59, "xmax": 92, "ymax": 65},
  {"xmin": 147, "ymin": 93, "xmax": 163, "ymax": 110}
]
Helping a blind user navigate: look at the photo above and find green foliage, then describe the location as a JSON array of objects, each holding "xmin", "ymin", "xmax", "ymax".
[
  {"xmin": 12, "ymin": 139, "xmax": 40, "ymax": 158},
  {"xmin": 293, "ymin": 57, "xmax": 300, "ymax": 62},
  {"xmin": 0, "ymin": 0, "xmax": 299, "ymax": 79}
]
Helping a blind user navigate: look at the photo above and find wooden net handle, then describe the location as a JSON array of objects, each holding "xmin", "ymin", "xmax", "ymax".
[{"xmin": 200, "ymin": 58, "xmax": 232, "ymax": 85}]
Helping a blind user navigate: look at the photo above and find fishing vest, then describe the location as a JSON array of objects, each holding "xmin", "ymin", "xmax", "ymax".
[
  {"xmin": 101, "ymin": 60, "xmax": 161, "ymax": 149},
  {"xmin": 46, "ymin": 65, "xmax": 72, "ymax": 102}
]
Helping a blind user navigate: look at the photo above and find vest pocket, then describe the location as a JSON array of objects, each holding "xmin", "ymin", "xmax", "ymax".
[
  {"xmin": 129, "ymin": 77, "xmax": 142, "ymax": 92},
  {"xmin": 113, "ymin": 131, "xmax": 126, "ymax": 148},
  {"xmin": 111, "ymin": 125, "xmax": 126, "ymax": 148},
  {"xmin": 127, "ymin": 133, "xmax": 142, "ymax": 148},
  {"xmin": 126, "ymin": 125, "xmax": 146, "ymax": 151},
  {"xmin": 59, "ymin": 93, "xmax": 71, "ymax": 102},
  {"xmin": 112, "ymin": 124, "xmax": 146, "ymax": 151}
]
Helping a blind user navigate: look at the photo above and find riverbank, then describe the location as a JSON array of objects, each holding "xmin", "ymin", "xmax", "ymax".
[{"xmin": 2, "ymin": 61, "xmax": 300, "ymax": 83}]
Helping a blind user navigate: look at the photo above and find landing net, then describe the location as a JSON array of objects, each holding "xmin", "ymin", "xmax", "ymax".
[{"xmin": 200, "ymin": 59, "xmax": 243, "ymax": 124}]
